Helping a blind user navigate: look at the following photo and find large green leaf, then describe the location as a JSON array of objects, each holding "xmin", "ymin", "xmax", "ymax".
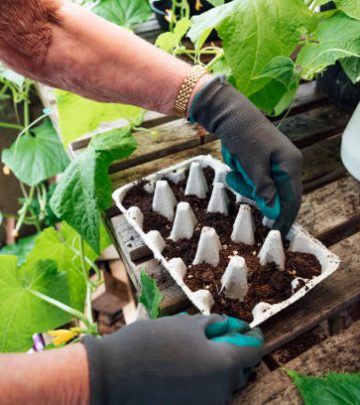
[
  {"xmin": 188, "ymin": 1, "xmax": 238, "ymax": 47},
  {"xmin": 287, "ymin": 370, "xmax": 360, "ymax": 405},
  {"xmin": 249, "ymin": 56, "xmax": 300, "ymax": 114},
  {"xmin": 0, "ymin": 233, "xmax": 39, "ymax": 265},
  {"xmin": 50, "ymin": 129, "xmax": 137, "ymax": 253},
  {"xmin": 25, "ymin": 225, "xmax": 90, "ymax": 311},
  {"xmin": 297, "ymin": 12, "xmax": 360, "ymax": 79},
  {"xmin": 335, "ymin": 0, "xmax": 360, "ymax": 20},
  {"xmin": 55, "ymin": 90, "xmax": 144, "ymax": 148},
  {"xmin": 341, "ymin": 56, "xmax": 360, "ymax": 83},
  {"xmin": 217, "ymin": 0, "xmax": 315, "ymax": 96},
  {"xmin": 93, "ymin": 0, "xmax": 152, "ymax": 28},
  {"xmin": 0, "ymin": 257, "xmax": 71, "ymax": 352},
  {"xmin": 1, "ymin": 119, "xmax": 70, "ymax": 186},
  {"xmin": 139, "ymin": 271, "xmax": 163, "ymax": 319}
]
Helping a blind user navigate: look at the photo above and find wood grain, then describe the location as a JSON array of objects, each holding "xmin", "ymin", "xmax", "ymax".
[{"xmin": 232, "ymin": 319, "xmax": 360, "ymax": 405}]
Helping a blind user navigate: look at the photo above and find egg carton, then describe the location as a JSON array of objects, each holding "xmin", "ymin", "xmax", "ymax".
[{"xmin": 113, "ymin": 155, "xmax": 340, "ymax": 328}]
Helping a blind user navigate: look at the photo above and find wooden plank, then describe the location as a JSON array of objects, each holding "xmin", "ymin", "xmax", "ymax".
[
  {"xmin": 232, "ymin": 319, "xmax": 360, "ymax": 405},
  {"xmin": 298, "ymin": 175, "xmax": 360, "ymax": 239},
  {"xmin": 262, "ymin": 231, "xmax": 360, "ymax": 353},
  {"xmin": 107, "ymin": 103, "xmax": 351, "ymax": 174}
]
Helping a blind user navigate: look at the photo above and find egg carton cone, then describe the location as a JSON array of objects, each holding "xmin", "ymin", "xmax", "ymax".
[
  {"xmin": 185, "ymin": 161, "xmax": 209, "ymax": 198},
  {"xmin": 220, "ymin": 256, "xmax": 249, "ymax": 301},
  {"xmin": 170, "ymin": 202, "xmax": 197, "ymax": 242},
  {"xmin": 125, "ymin": 206, "xmax": 144, "ymax": 229},
  {"xmin": 231, "ymin": 204, "xmax": 255, "ymax": 245},
  {"xmin": 258, "ymin": 230, "xmax": 285, "ymax": 271},
  {"xmin": 152, "ymin": 179, "xmax": 177, "ymax": 221},
  {"xmin": 193, "ymin": 227, "xmax": 222, "ymax": 266},
  {"xmin": 113, "ymin": 155, "xmax": 340, "ymax": 328},
  {"xmin": 207, "ymin": 182, "xmax": 229, "ymax": 215}
]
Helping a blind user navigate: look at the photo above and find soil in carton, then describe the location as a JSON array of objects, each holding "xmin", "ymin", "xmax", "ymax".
[{"xmin": 123, "ymin": 166, "xmax": 321, "ymax": 322}]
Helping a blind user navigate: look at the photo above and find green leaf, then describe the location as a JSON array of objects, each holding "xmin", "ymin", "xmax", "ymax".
[
  {"xmin": 25, "ymin": 225, "xmax": 91, "ymax": 311},
  {"xmin": 0, "ymin": 233, "xmax": 39, "ymax": 266},
  {"xmin": 55, "ymin": 89, "xmax": 145, "ymax": 148},
  {"xmin": 0, "ymin": 257, "xmax": 71, "ymax": 352},
  {"xmin": 139, "ymin": 271, "xmax": 163, "ymax": 319},
  {"xmin": 93, "ymin": 0, "xmax": 152, "ymax": 28},
  {"xmin": 156, "ymin": 18, "xmax": 191, "ymax": 52},
  {"xmin": 297, "ymin": 12, "xmax": 360, "ymax": 79},
  {"xmin": 188, "ymin": 1, "xmax": 238, "ymax": 47},
  {"xmin": 286, "ymin": 370, "xmax": 360, "ymax": 405},
  {"xmin": 217, "ymin": 0, "xmax": 315, "ymax": 96},
  {"xmin": 207, "ymin": 0, "xmax": 225, "ymax": 6},
  {"xmin": 249, "ymin": 56, "xmax": 300, "ymax": 114},
  {"xmin": 334, "ymin": 0, "xmax": 360, "ymax": 20},
  {"xmin": 341, "ymin": 56, "xmax": 360, "ymax": 83},
  {"xmin": 50, "ymin": 129, "xmax": 137, "ymax": 253},
  {"xmin": 1, "ymin": 119, "xmax": 70, "ymax": 186}
]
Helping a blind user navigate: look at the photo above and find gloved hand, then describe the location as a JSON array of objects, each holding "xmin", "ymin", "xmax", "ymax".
[
  {"xmin": 82, "ymin": 314, "xmax": 264, "ymax": 405},
  {"xmin": 189, "ymin": 75, "xmax": 303, "ymax": 236}
]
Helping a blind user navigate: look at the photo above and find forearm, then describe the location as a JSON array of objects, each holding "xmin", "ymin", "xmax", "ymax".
[
  {"xmin": 0, "ymin": 0, "xmax": 210, "ymax": 114},
  {"xmin": 0, "ymin": 344, "xmax": 89, "ymax": 405}
]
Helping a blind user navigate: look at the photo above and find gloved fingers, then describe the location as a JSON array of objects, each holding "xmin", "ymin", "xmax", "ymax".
[
  {"xmin": 206, "ymin": 316, "xmax": 250, "ymax": 339},
  {"xmin": 226, "ymin": 171, "xmax": 254, "ymax": 200},
  {"xmin": 271, "ymin": 160, "xmax": 303, "ymax": 237},
  {"xmin": 210, "ymin": 328, "xmax": 264, "ymax": 349}
]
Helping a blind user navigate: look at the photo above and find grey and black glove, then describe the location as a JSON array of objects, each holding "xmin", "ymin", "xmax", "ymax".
[
  {"xmin": 189, "ymin": 75, "xmax": 303, "ymax": 236},
  {"xmin": 82, "ymin": 314, "xmax": 264, "ymax": 405}
]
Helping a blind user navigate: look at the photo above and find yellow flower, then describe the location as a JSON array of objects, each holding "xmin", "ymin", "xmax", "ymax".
[
  {"xmin": 48, "ymin": 329, "xmax": 79, "ymax": 346},
  {"xmin": 164, "ymin": 9, "xmax": 175, "ymax": 23},
  {"xmin": 195, "ymin": 0, "xmax": 203, "ymax": 11},
  {"xmin": 2, "ymin": 165, "xmax": 10, "ymax": 176}
]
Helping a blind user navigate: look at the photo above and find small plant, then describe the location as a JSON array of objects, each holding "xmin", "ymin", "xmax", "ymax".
[
  {"xmin": 156, "ymin": 0, "xmax": 360, "ymax": 115},
  {"xmin": 139, "ymin": 270, "xmax": 163, "ymax": 319}
]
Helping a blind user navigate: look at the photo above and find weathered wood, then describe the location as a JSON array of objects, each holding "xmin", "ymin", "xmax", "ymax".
[
  {"xmin": 298, "ymin": 175, "xmax": 360, "ymax": 240},
  {"xmin": 232, "ymin": 319, "xmax": 360, "ymax": 405},
  {"xmin": 108, "ymin": 103, "xmax": 351, "ymax": 174},
  {"xmin": 262, "ymin": 231, "xmax": 360, "ymax": 353}
]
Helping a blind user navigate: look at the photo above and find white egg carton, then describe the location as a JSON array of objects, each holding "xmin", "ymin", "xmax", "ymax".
[{"xmin": 113, "ymin": 155, "xmax": 340, "ymax": 327}]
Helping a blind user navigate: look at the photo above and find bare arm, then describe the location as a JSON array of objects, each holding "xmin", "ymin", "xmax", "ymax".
[
  {"xmin": 0, "ymin": 344, "xmax": 89, "ymax": 405},
  {"xmin": 0, "ymin": 0, "xmax": 211, "ymax": 115}
]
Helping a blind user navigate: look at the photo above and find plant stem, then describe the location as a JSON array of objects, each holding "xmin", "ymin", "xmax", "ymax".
[
  {"xmin": 28, "ymin": 288, "xmax": 92, "ymax": 329},
  {"xmin": 0, "ymin": 122, "xmax": 23, "ymax": 130},
  {"xmin": 15, "ymin": 185, "xmax": 36, "ymax": 233},
  {"xmin": 79, "ymin": 237, "xmax": 94, "ymax": 325}
]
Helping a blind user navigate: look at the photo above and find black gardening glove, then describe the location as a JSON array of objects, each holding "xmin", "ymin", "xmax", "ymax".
[
  {"xmin": 82, "ymin": 314, "xmax": 264, "ymax": 405},
  {"xmin": 189, "ymin": 76, "xmax": 303, "ymax": 236}
]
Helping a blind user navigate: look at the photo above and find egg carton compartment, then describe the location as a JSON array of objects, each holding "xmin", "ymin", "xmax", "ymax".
[{"xmin": 113, "ymin": 155, "xmax": 340, "ymax": 327}]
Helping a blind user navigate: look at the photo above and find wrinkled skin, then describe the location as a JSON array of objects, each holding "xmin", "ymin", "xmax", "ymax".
[{"xmin": 0, "ymin": 0, "xmax": 61, "ymax": 77}]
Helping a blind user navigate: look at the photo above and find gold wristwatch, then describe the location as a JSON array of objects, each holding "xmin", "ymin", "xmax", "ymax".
[{"xmin": 173, "ymin": 65, "xmax": 208, "ymax": 117}]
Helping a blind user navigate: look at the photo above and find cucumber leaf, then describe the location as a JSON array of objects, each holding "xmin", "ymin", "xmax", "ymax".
[
  {"xmin": 0, "ymin": 233, "xmax": 39, "ymax": 265},
  {"xmin": 297, "ymin": 12, "xmax": 360, "ymax": 79},
  {"xmin": 93, "ymin": 0, "xmax": 152, "ymax": 28},
  {"xmin": 334, "ymin": 0, "xmax": 360, "ymax": 20},
  {"xmin": 217, "ymin": 0, "xmax": 315, "ymax": 96},
  {"xmin": 50, "ymin": 128, "xmax": 137, "ymax": 253},
  {"xmin": 207, "ymin": 0, "xmax": 225, "ymax": 6},
  {"xmin": 55, "ymin": 90, "xmax": 144, "ymax": 148},
  {"xmin": 139, "ymin": 271, "xmax": 163, "ymax": 319},
  {"xmin": 156, "ymin": 18, "xmax": 191, "ymax": 53},
  {"xmin": 249, "ymin": 57, "xmax": 300, "ymax": 114},
  {"xmin": 287, "ymin": 370, "xmax": 360, "ymax": 405},
  {"xmin": 0, "ymin": 257, "xmax": 71, "ymax": 352},
  {"xmin": 341, "ymin": 56, "xmax": 360, "ymax": 83},
  {"xmin": 1, "ymin": 119, "xmax": 70, "ymax": 186}
]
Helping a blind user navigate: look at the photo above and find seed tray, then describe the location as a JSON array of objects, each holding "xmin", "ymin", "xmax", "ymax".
[{"xmin": 113, "ymin": 155, "xmax": 340, "ymax": 327}]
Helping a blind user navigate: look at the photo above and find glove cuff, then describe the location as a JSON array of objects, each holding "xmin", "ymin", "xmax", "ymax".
[{"xmin": 82, "ymin": 336, "xmax": 109, "ymax": 405}]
